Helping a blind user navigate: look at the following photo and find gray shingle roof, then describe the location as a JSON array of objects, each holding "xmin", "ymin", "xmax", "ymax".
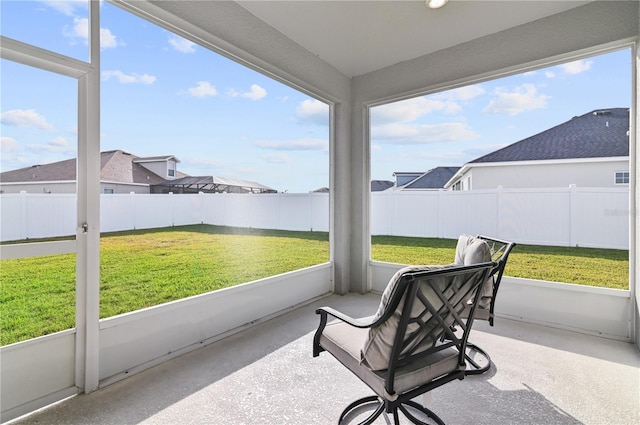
[
  {"xmin": 0, "ymin": 150, "xmax": 166, "ymax": 184},
  {"xmin": 371, "ymin": 180, "xmax": 394, "ymax": 191},
  {"xmin": 471, "ymin": 108, "xmax": 629, "ymax": 163},
  {"xmin": 395, "ymin": 167, "xmax": 460, "ymax": 189}
]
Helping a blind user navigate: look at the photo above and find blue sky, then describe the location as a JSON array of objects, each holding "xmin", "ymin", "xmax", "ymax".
[{"xmin": 0, "ymin": 1, "xmax": 632, "ymax": 193}]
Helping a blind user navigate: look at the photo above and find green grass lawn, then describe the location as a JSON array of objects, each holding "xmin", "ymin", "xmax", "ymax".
[
  {"xmin": 0, "ymin": 225, "xmax": 629, "ymax": 345},
  {"xmin": 372, "ymin": 235, "xmax": 629, "ymax": 289}
]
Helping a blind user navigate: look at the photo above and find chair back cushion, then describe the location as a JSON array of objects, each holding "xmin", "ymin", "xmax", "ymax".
[
  {"xmin": 454, "ymin": 234, "xmax": 493, "ymax": 307},
  {"xmin": 454, "ymin": 234, "xmax": 492, "ymax": 266}
]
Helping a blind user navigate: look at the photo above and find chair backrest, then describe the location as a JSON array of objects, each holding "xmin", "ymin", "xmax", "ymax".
[
  {"xmin": 474, "ymin": 235, "xmax": 516, "ymax": 325},
  {"xmin": 453, "ymin": 235, "xmax": 516, "ymax": 322},
  {"xmin": 360, "ymin": 262, "xmax": 495, "ymax": 381}
]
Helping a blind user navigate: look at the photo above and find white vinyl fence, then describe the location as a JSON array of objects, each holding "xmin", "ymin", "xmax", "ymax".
[{"xmin": 0, "ymin": 186, "xmax": 630, "ymax": 249}]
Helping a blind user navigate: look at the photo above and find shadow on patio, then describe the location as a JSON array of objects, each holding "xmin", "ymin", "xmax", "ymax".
[{"xmin": 9, "ymin": 293, "xmax": 639, "ymax": 425}]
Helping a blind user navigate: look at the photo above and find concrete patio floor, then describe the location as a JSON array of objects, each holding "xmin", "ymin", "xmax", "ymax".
[{"xmin": 8, "ymin": 292, "xmax": 640, "ymax": 425}]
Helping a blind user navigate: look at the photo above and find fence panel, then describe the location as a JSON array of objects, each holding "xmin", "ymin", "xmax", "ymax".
[
  {"xmin": 276, "ymin": 194, "xmax": 313, "ymax": 231},
  {"xmin": 497, "ymin": 188, "xmax": 571, "ymax": 246},
  {"xmin": 131, "ymin": 195, "xmax": 174, "ymax": 230},
  {"xmin": 101, "ymin": 194, "xmax": 135, "ymax": 233},
  {"xmin": 0, "ymin": 194, "xmax": 24, "ymax": 242},
  {"xmin": 310, "ymin": 193, "xmax": 329, "ymax": 232},
  {"xmin": 438, "ymin": 191, "xmax": 498, "ymax": 239},
  {"xmin": 25, "ymin": 193, "xmax": 76, "ymax": 240},
  {"xmin": 247, "ymin": 194, "xmax": 281, "ymax": 230},
  {"xmin": 571, "ymin": 187, "xmax": 629, "ymax": 249},
  {"xmin": 0, "ymin": 188, "xmax": 630, "ymax": 249},
  {"xmin": 172, "ymin": 194, "xmax": 206, "ymax": 226}
]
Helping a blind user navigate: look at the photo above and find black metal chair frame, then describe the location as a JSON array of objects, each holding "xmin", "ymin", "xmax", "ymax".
[
  {"xmin": 314, "ymin": 262, "xmax": 495, "ymax": 425},
  {"xmin": 463, "ymin": 235, "xmax": 516, "ymax": 375}
]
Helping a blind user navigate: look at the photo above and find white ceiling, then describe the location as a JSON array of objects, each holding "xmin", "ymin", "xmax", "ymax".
[{"xmin": 235, "ymin": 0, "xmax": 592, "ymax": 77}]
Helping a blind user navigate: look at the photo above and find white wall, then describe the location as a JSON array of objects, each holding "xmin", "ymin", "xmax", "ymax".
[
  {"xmin": 0, "ymin": 264, "xmax": 332, "ymax": 423},
  {"xmin": 370, "ymin": 261, "xmax": 631, "ymax": 341}
]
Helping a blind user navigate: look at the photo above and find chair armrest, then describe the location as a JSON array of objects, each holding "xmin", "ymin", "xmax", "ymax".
[
  {"xmin": 313, "ymin": 306, "xmax": 374, "ymax": 357},
  {"xmin": 315, "ymin": 306, "xmax": 373, "ymax": 328}
]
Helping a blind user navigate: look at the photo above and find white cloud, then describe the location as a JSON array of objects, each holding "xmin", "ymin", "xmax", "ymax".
[
  {"xmin": 263, "ymin": 153, "xmax": 293, "ymax": 164},
  {"xmin": 187, "ymin": 81, "xmax": 218, "ymax": 98},
  {"xmin": 230, "ymin": 84, "xmax": 267, "ymax": 100},
  {"xmin": 482, "ymin": 84, "xmax": 550, "ymax": 116},
  {"xmin": 372, "ymin": 97, "xmax": 450, "ymax": 125},
  {"xmin": 40, "ymin": 0, "xmax": 86, "ymax": 16},
  {"xmin": 372, "ymin": 122, "xmax": 479, "ymax": 144},
  {"xmin": 560, "ymin": 59, "xmax": 593, "ymax": 75},
  {"xmin": 435, "ymin": 85, "xmax": 485, "ymax": 102},
  {"xmin": 241, "ymin": 84, "xmax": 267, "ymax": 101},
  {"xmin": 66, "ymin": 17, "xmax": 88, "ymax": 40},
  {"xmin": 544, "ymin": 59, "xmax": 593, "ymax": 79},
  {"xmin": 63, "ymin": 17, "xmax": 118, "ymax": 49},
  {"xmin": 50, "ymin": 137, "xmax": 69, "ymax": 148},
  {"xmin": 1, "ymin": 136, "xmax": 20, "ymax": 153},
  {"xmin": 26, "ymin": 137, "xmax": 74, "ymax": 153},
  {"xmin": 255, "ymin": 139, "xmax": 328, "ymax": 151},
  {"xmin": 100, "ymin": 27, "xmax": 118, "ymax": 49},
  {"xmin": 169, "ymin": 35, "xmax": 196, "ymax": 53},
  {"xmin": 296, "ymin": 99, "xmax": 329, "ymax": 125},
  {"xmin": 1, "ymin": 109, "xmax": 54, "ymax": 131},
  {"xmin": 102, "ymin": 70, "xmax": 156, "ymax": 84}
]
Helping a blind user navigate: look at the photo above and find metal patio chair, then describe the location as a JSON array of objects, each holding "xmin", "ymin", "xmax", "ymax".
[
  {"xmin": 457, "ymin": 235, "xmax": 516, "ymax": 375},
  {"xmin": 313, "ymin": 261, "xmax": 495, "ymax": 425}
]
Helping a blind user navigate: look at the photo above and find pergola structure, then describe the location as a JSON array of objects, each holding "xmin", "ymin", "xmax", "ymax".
[
  {"xmin": 1, "ymin": 1, "xmax": 638, "ymax": 422},
  {"xmin": 153, "ymin": 176, "xmax": 277, "ymax": 194}
]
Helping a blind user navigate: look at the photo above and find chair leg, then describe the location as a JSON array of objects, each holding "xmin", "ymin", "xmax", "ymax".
[
  {"xmin": 339, "ymin": 396, "xmax": 446, "ymax": 425},
  {"xmin": 464, "ymin": 342, "xmax": 491, "ymax": 375},
  {"xmin": 339, "ymin": 395, "xmax": 385, "ymax": 425},
  {"xmin": 398, "ymin": 400, "xmax": 445, "ymax": 425}
]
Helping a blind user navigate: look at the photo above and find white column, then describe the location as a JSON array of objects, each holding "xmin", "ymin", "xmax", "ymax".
[
  {"xmin": 631, "ymin": 40, "xmax": 639, "ymax": 346},
  {"xmin": 75, "ymin": 0, "xmax": 101, "ymax": 393}
]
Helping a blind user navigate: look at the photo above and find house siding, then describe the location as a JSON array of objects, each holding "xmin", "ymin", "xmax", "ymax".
[
  {"xmin": 0, "ymin": 182, "xmax": 76, "ymax": 194},
  {"xmin": 466, "ymin": 159, "xmax": 629, "ymax": 190},
  {"xmin": 0, "ymin": 182, "xmax": 151, "ymax": 194}
]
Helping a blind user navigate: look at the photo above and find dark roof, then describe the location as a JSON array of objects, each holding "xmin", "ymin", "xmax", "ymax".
[
  {"xmin": 472, "ymin": 108, "xmax": 629, "ymax": 163},
  {"xmin": 371, "ymin": 180, "xmax": 394, "ymax": 191},
  {"xmin": 397, "ymin": 167, "xmax": 460, "ymax": 189},
  {"xmin": 0, "ymin": 150, "xmax": 166, "ymax": 185}
]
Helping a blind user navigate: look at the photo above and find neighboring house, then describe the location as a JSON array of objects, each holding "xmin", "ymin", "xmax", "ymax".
[
  {"xmin": 445, "ymin": 108, "xmax": 630, "ymax": 191},
  {"xmin": 0, "ymin": 150, "xmax": 275, "ymax": 194},
  {"xmin": 390, "ymin": 167, "xmax": 460, "ymax": 191}
]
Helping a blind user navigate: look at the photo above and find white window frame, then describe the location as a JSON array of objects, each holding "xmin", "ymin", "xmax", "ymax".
[{"xmin": 615, "ymin": 170, "xmax": 630, "ymax": 185}]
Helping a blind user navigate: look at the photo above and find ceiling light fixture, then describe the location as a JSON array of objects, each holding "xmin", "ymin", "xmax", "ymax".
[{"xmin": 427, "ymin": 0, "xmax": 449, "ymax": 9}]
